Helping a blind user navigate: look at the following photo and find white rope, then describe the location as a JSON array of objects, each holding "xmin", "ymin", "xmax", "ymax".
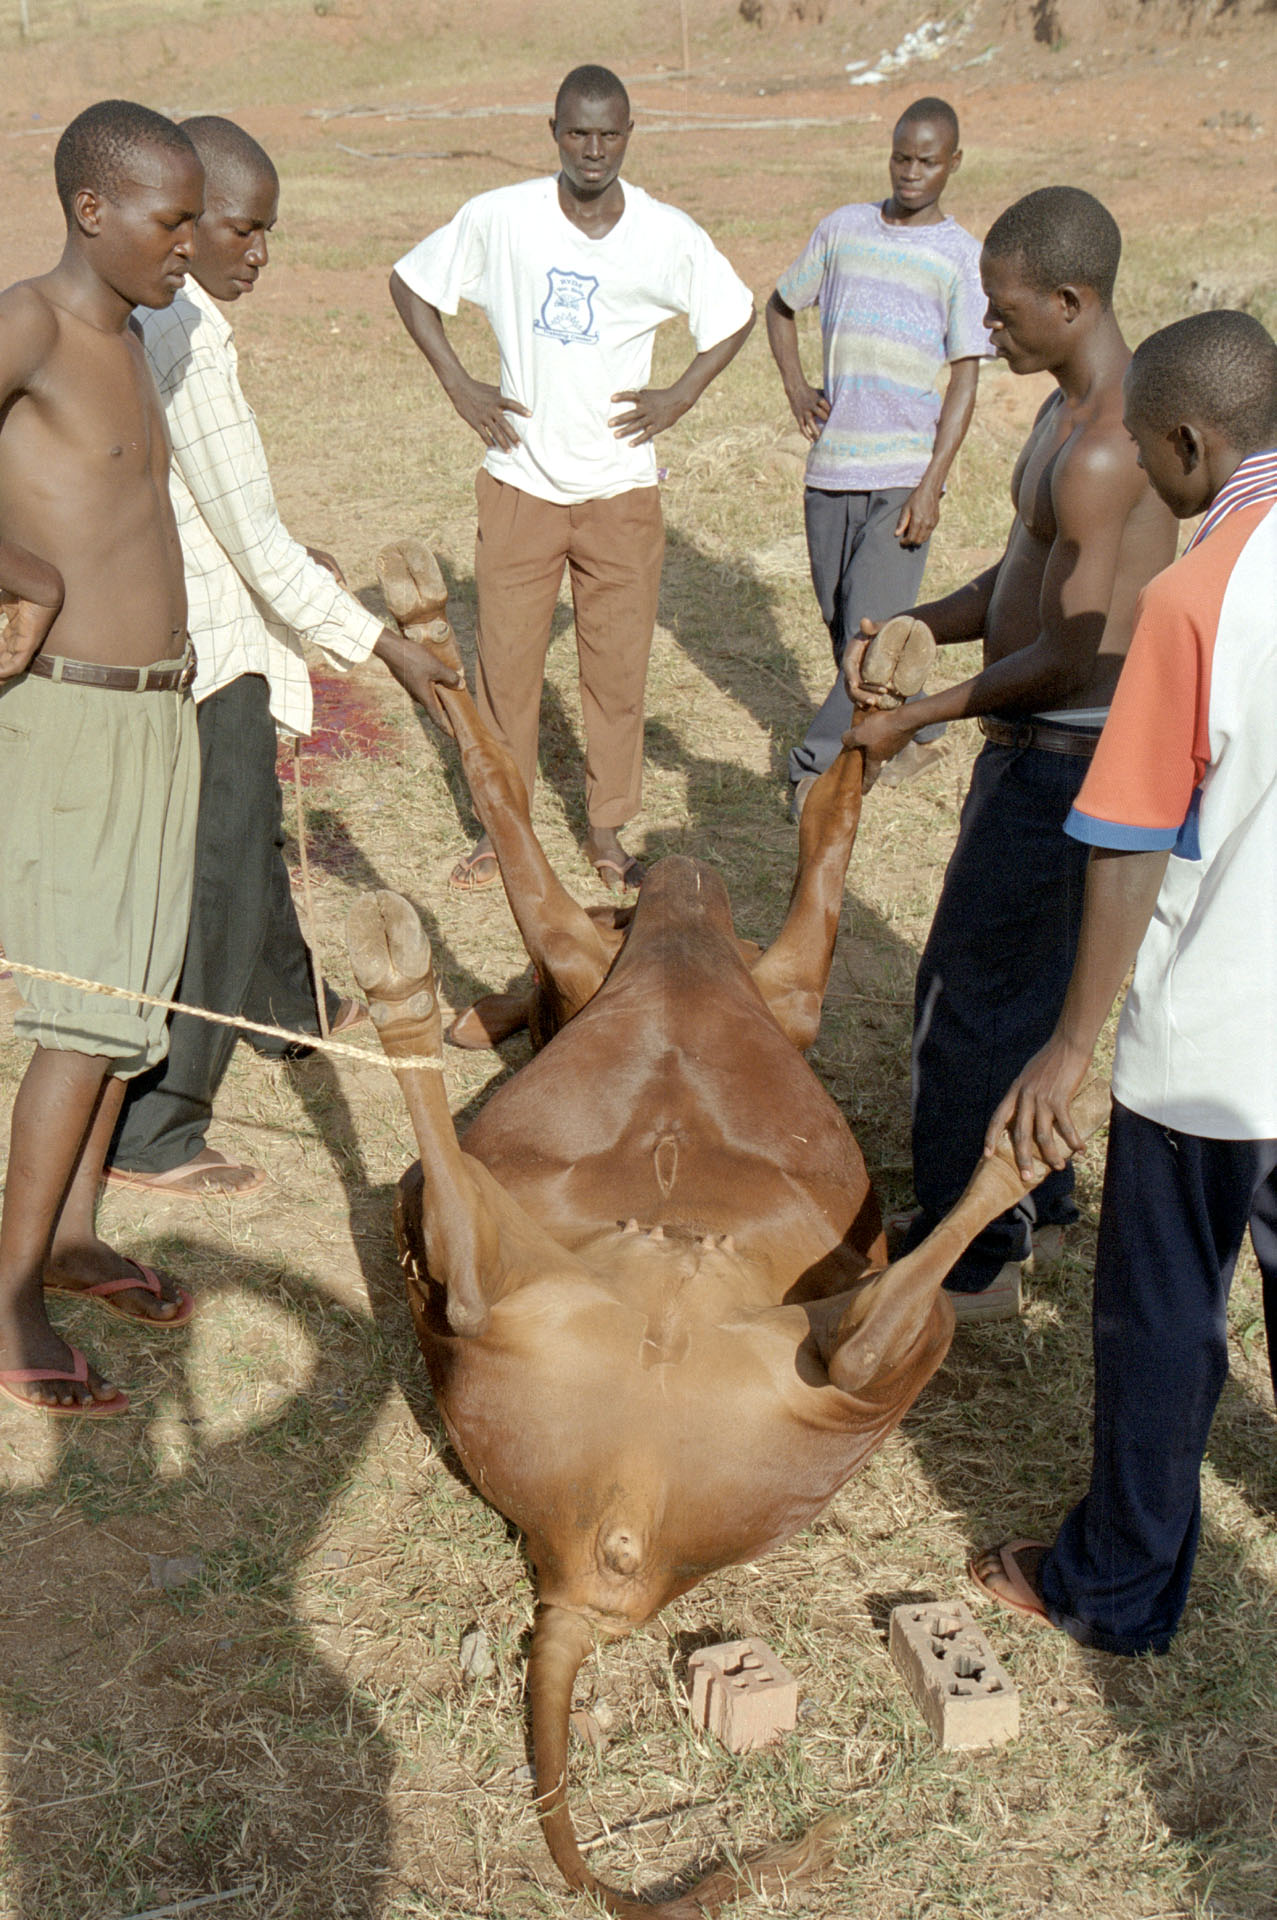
[{"xmin": 0, "ymin": 956, "xmax": 445, "ymax": 1074}]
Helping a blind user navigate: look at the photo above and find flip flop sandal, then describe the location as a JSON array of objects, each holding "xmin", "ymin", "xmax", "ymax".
[
  {"xmin": 103, "ymin": 1153, "xmax": 267, "ymax": 1198},
  {"xmin": 968, "ymin": 1538, "xmax": 1054, "ymax": 1625},
  {"xmin": 329, "ymin": 997, "xmax": 369, "ymax": 1035},
  {"xmin": 860, "ymin": 615, "xmax": 937, "ymax": 709},
  {"xmin": 45, "ymin": 1260, "xmax": 195, "ymax": 1329},
  {"xmin": 593, "ymin": 856, "xmax": 644, "ymax": 893},
  {"xmin": 0, "ymin": 1345, "xmax": 130, "ymax": 1417},
  {"xmin": 449, "ymin": 848, "xmax": 500, "ymax": 892}
]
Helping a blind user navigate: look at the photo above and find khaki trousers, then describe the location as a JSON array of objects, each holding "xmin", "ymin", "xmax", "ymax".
[{"xmin": 473, "ymin": 469, "xmax": 665, "ymax": 830}]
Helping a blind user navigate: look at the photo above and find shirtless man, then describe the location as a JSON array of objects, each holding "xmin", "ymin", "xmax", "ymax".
[
  {"xmin": 0, "ymin": 101, "xmax": 205, "ymax": 1413},
  {"xmin": 845, "ymin": 186, "xmax": 1177, "ymax": 1318}
]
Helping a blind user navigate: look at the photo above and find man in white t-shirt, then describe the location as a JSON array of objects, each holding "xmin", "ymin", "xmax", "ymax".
[{"xmin": 391, "ymin": 63, "xmax": 755, "ymax": 892}]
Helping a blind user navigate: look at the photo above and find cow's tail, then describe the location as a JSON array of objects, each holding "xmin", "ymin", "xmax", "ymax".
[{"xmin": 527, "ymin": 1604, "xmax": 845, "ymax": 1918}]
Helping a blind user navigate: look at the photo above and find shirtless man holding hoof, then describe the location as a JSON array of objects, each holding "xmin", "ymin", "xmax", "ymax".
[
  {"xmin": 845, "ymin": 187, "xmax": 1177, "ymax": 1320},
  {"xmin": 0, "ymin": 101, "xmax": 205, "ymax": 1414}
]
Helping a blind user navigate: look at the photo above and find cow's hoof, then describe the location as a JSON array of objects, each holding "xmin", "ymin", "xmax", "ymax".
[
  {"xmin": 377, "ymin": 538, "xmax": 448, "ymax": 629},
  {"xmin": 861, "ymin": 616, "xmax": 936, "ymax": 710},
  {"xmin": 346, "ymin": 892, "xmax": 442, "ymax": 1050},
  {"xmin": 377, "ymin": 539, "xmax": 465, "ymax": 679}
]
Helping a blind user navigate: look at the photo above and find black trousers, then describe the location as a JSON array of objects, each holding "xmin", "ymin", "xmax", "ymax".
[
  {"xmin": 111, "ymin": 674, "xmax": 337, "ymax": 1173},
  {"xmin": 901, "ymin": 739, "xmax": 1092, "ymax": 1288},
  {"xmin": 1042, "ymin": 1102, "xmax": 1277, "ymax": 1656}
]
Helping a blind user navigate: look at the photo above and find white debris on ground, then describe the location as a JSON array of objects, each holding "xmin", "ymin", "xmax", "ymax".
[{"xmin": 848, "ymin": 18, "xmax": 956, "ymax": 86}]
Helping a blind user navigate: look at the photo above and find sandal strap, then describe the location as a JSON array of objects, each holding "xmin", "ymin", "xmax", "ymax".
[
  {"xmin": 0, "ymin": 1346, "xmax": 90, "ymax": 1386},
  {"xmin": 80, "ymin": 1265, "xmax": 162, "ymax": 1302}
]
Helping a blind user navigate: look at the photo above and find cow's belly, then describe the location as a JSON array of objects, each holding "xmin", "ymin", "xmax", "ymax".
[{"xmin": 478, "ymin": 1134, "xmax": 870, "ymax": 1272}]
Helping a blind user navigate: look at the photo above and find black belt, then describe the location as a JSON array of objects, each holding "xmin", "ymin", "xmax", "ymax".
[{"xmin": 979, "ymin": 714, "xmax": 1103, "ymax": 758}]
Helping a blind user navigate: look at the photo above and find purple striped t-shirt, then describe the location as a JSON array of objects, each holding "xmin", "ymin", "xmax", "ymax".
[{"xmin": 777, "ymin": 202, "xmax": 991, "ymax": 492}]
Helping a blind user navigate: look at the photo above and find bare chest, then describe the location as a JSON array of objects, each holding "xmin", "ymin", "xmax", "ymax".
[
  {"xmin": 8, "ymin": 323, "xmax": 164, "ymax": 486},
  {"xmin": 1010, "ymin": 399, "xmax": 1069, "ymax": 544}
]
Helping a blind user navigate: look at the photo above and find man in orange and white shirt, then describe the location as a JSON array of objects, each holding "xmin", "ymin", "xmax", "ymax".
[{"xmin": 968, "ymin": 309, "xmax": 1277, "ymax": 1656}]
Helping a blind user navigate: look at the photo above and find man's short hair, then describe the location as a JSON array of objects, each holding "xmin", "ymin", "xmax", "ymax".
[
  {"xmin": 54, "ymin": 99, "xmax": 195, "ymax": 220},
  {"xmin": 1128, "ymin": 311, "xmax": 1277, "ymax": 451},
  {"xmin": 180, "ymin": 115, "xmax": 278, "ymax": 191},
  {"xmin": 896, "ymin": 96, "xmax": 960, "ymax": 149},
  {"xmin": 983, "ymin": 187, "xmax": 1122, "ymax": 307},
  {"xmin": 553, "ymin": 64, "xmax": 630, "ymax": 123}
]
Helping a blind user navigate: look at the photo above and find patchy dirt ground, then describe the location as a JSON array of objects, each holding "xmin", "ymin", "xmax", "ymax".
[{"xmin": 1, "ymin": 4, "xmax": 1275, "ymax": 1918}]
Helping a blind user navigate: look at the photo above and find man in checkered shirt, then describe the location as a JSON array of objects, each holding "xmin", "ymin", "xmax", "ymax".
[{"xmin": 107, "ymin": 116, "xmax": 460, "ymax": 1198}]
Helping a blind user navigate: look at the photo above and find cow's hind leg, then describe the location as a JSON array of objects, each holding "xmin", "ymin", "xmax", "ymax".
[
  {"xmin": 441, "ymin": 689, "xmax": 614, "ymax": 1031},
  {"xmin": 377, "ymin": 537, "xmax": 611, "ymax": 1031}
]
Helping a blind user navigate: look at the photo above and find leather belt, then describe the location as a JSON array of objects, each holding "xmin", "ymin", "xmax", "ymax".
[
  {"xmin": 979, "ymin": 714, "xmax": 1103, "ymax": 758},
  {"xmin": 26, "ymin": 644, "xmax": 196, "ymax": 694}
]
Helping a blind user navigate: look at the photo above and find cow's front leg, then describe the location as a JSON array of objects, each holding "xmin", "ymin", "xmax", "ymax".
[
  {"xmin": 752, "ymin": 621, "xmax": 936, "ymax": 1050},
  {"xmin": 750, "ymin": 746, "xmax": 866, "ymax": 1049},
  {"xmin": 347, "ymin": 892, "xmax": 587, "ymax": 1333}
]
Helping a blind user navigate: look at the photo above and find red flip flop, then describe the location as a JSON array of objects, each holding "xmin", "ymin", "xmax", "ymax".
[
  {"xmin": 0, "ymin": 1346, "xmax": 130, "ymax": 1418},
  {"xmin": 968, "ymin": 1538, "xmax": 1054, "ymax": 1625},
  {"xmin": 45, "ymin": 1260, "xmax": 195, "ymax": 1329}
]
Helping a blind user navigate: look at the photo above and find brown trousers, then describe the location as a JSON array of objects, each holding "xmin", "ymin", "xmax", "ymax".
[{"xmin": 473, "ymin": 469, "xmax": 665, "ymax": 830}]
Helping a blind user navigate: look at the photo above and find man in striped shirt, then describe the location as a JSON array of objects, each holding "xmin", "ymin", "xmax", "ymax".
[
  {"xmin": 972, "ymin": 311, "xmax": 1277, "ymax": 1654},
  {"xmin": 767, "ymin": 97, "xmax": 989, "ymax": 799}
]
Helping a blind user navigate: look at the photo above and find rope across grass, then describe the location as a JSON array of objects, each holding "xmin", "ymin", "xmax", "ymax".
[{"xmin": 0, "ymin": 956, "xmax": 446, "ymax": 1074}]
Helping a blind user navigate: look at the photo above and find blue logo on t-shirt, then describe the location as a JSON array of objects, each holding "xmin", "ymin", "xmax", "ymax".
[{"xmin": 534, "ymin": 268, "xmax": 600, "ymax": 346}]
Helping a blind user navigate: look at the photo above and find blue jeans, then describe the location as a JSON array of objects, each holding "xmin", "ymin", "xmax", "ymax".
[
  {"xmin": 902, "ymin": 738, "xmax": 1091, "ymax": 1288},
  {"xmin": 1042, "ymin": 1102, "xmax": 1277, "ymax": 1656}
]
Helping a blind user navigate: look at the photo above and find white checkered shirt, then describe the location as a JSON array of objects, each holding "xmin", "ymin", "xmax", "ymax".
[{"xmin": 138, "ymin": 280, "xmax": 383, "ymax": 735}]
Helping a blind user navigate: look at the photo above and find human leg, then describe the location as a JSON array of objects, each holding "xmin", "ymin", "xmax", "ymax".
[
  {"xmin": 110, "ymin": 676, "xmax": 284, "ymax": 1181},
  {"xmin": 241, "ymin": 744, "xmax": 343, "ymax": 1052},
  {"xmin": 0, "ymin": 1048, "xmax": 124, "ymax": 1409},
  {"xmin": 567, "ymin": 484, "xmax": 665, "ymax": 845},
  {"xmin": 473, "ymin": 471, "xmax": 571, "ymax": 812},
  {"xmin": 788, "ymin": 490, "xmax": 929, "ymax": 787},
  {"xmin": 902, "ymin": 743, "xmax": 1091, "ymax": 1291},
  {"xmin": 46, "ymin": 1073, "xmax": 191, "ymax": 1322},
  {"xmin": 1038, "ymin": 1109, "xmax": 1277, "ymax": 1655},
  {"xmin": 1248, "ymin": 1164, "xmax": 1277, "ymax": 1404}
]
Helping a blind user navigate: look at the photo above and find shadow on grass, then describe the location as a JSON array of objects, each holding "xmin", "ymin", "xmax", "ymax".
[
  {"xmin": 0, "ymin": 1239, "xmax": 400, "ymax": 1920},
  {"xmin": 897, "ymin": 1239, "xmax": 1277, "ymax": 1919}
]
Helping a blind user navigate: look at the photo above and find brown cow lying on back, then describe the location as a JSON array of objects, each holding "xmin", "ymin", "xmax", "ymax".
[{"xmin": 351, "ymin": 546, "xmax": 1101, "ymax": 1918}]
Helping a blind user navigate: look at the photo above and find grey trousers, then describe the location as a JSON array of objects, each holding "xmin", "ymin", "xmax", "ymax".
[{"xmin": 788, "ymin": 486, "xmax": 931, "ymax": 787}]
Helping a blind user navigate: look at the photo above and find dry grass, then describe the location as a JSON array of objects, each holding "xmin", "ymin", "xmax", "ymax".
[{"xmin": 2, "ymin": 5, "xmax": 1277, "ymax": 1918}]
